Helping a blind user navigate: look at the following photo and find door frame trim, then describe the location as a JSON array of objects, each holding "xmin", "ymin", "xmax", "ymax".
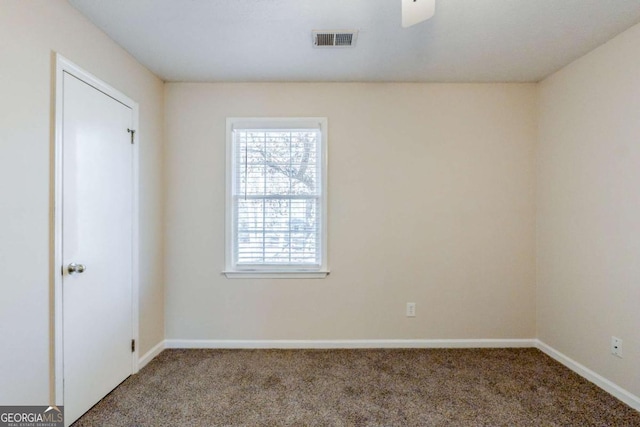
[{"xmin": 53, "ymin": 54, "xmax": 140, "ymax": 406}]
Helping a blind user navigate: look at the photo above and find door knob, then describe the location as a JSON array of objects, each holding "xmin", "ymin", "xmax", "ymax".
[{"xmin": 68, "ymin": 263, "xmax": 86, "ymax": 274}]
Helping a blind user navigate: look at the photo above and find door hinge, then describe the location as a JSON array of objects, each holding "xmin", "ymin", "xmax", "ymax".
[
  {"xmin": 131, "ymin": 339, "xmax": 136, "ymax": 352},
  {"xmin": 127, "ymin": 128, "xmax": 136, "ymax": 144}
]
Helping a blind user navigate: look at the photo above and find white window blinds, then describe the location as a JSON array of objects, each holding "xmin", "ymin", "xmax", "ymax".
[{"xmin": 228, "ymin": 118, "xmax": 326, "ymax": 272}]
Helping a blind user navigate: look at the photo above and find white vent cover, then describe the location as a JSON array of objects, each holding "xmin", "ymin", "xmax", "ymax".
[{"xmin": 312, "ymin": 30, "xmax": 358, "ymax": 48}]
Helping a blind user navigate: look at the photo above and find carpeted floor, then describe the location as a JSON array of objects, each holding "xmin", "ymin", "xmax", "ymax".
[{"xmin": 73, "ymin": 348, "xmax": 640, "ymax": 426}]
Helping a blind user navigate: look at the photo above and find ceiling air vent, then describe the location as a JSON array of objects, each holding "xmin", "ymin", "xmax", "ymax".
[{"xmin": 313, "ymin": 30, "xmax": 358, "ymax": 48}]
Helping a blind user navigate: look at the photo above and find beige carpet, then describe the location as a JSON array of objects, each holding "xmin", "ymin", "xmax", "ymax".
[{"xmin": 73, "ymin": 348, "xmax": 640, "ymax": 426}]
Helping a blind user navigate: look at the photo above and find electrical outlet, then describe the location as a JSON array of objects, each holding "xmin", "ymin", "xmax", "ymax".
[
  {"xmin": 406, "ymin": 302, "xmax": 416, "ymax": 317},
  {"xmin": 611, "ymin": 336, "xmax": 623, "ymax": 358}
]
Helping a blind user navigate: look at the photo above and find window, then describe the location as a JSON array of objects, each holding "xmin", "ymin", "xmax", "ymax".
[{"xmin": 225, "ymin": 118, "xmax": 328, "ymax": 278}]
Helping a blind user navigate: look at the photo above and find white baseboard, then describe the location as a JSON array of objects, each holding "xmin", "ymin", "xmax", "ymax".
[
  {"xmin": 536, "ymin": 340, "xmax": 640, "ymax": 411},
  {"xmin": 138, "ymin": 340, "xmax": 165, "ymax": 370},
  {"xmin": 164, "ymin": 338, "xmax": 536, "ymax": 350}
]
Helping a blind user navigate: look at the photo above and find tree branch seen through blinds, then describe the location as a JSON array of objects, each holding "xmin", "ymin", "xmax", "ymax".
[{"xmin": 233, "ymin": 129, "xmax": 322, "ymax": 267}]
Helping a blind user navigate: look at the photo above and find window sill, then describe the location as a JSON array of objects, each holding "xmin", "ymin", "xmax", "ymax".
[{"xmin": 223, "ymin": 270, "xmax": 330, "ymax": 279}]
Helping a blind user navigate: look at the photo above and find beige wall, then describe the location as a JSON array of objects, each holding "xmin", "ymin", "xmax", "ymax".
[
  {"xmin": 164, "ymin": 83, "xmax": 537, "ymax": 342},
  {"xmin": 0, "ymin": 1, "xmax": 165, "ymax": 404},
  {"xmin": 537, "ymin": 22, "xmax": 640, "ymax": 397}
]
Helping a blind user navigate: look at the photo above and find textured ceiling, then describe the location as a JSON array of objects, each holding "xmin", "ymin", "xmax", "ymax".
[{"xmin": 68, "ymin": 0, "xmax": 640, "ymax": 82}]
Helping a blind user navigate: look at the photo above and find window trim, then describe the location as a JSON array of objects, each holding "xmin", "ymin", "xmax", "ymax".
[{"xmin": 224, "ymin": 117, "xmax": 329, "ymax": 279}]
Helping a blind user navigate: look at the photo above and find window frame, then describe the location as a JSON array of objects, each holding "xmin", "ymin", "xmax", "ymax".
[{"xmin": 224, "ymin": 117, "xmax": 329, "ymax": 279}]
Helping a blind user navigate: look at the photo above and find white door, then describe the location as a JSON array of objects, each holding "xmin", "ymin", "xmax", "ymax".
[{"xmin": 61, "ymin": 72, "xmax": 134, "ymax": 425}]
